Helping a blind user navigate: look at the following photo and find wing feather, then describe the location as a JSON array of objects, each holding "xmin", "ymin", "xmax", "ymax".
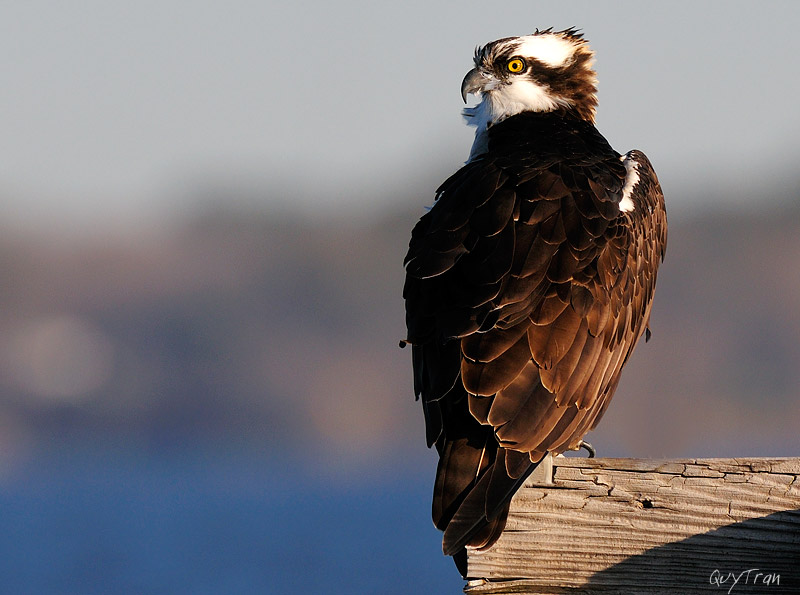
[
  {"xmin": 530, "ymin": 293, "xmax": 570, "ymax": 325},
  {"xmin": 461, "ymin": 332, "xmax": 532, "ymax": 396},
  {"xmin": 471, "ymin": 189, "xmax": 516, "ymax": 236},
  {"xmin": 485, "ymin": 361, "xmax": 546, "ymax": 429},
  {"xmin": 462, "ymin": 323, "xmax": 529, "ymax": 362},
  {"xmin": 513, "ymin": 231, "xmax": 558, "ymax": 278},
  {"xmin": 539, "ymin": 319, "xmax": 589, "ymax": 397},
  {"xmin": 496, "ymin": 394, "xmax": 567, "ymax": 452},
  {"xmin": 527, "ymin": 306, "xmax": 582, "ymax": 370}
]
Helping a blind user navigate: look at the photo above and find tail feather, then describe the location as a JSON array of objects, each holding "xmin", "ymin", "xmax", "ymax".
[
  {"xmin": 459, "ymin": 508, "xmax": 508, "ymax": 552},
  {"xmin": 432, "ymin": 432, "xmax": 493, "ymax": 530},
  {"xmin": 429, "ymin": 389, "xmax": 544, "ymax": 559},
  {"xmin": 439, "ymin": 444, "xmax": 540, "ymax": 556}
]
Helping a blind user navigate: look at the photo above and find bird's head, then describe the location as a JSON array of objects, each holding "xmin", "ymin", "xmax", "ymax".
[{"xmin": 461, "ymin": 29, "xmax": 598, "ymax": 131}]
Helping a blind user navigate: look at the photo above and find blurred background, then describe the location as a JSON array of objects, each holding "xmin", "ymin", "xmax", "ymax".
[{"xmin": 1, "ymin": 1, "xmax": 799, "ymax": 593}]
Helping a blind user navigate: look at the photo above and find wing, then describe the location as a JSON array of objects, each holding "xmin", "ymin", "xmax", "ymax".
[{"xmin": 404, "ymin": 123, "xmax": 666, "ymax": 556}]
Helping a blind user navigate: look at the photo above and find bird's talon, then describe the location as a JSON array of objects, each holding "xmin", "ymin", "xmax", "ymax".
[{"xmin": 578, "ymin": 440, "xmax": 596, "ymax": 458}]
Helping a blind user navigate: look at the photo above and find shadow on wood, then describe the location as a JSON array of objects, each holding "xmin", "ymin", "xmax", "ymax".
[
  {"xmin": 465, "ymin": 457, "xmax": 800, "ymax": 595},
  {"xmin": 571, "ymin": 509, "xmax": 800, "ymax": 594}
]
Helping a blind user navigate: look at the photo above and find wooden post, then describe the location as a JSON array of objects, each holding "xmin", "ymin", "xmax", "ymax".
[{"xmin": 465, "ymin": 457, "xmax": 800, "ymax": 594}]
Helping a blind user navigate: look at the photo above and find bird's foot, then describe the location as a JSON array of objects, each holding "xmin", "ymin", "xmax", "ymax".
[{"xmin": 574, "ymin": 440, "xmax": 596, "ymax": 458}]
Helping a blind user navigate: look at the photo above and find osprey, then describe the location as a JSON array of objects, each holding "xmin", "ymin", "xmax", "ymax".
[{"xmin": 402, "ymin": 29, "xmax": 667, "ymax": 567}]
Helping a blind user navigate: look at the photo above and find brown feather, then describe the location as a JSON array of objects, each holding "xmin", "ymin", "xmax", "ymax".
[
  {"xmin": 540, "ymin": 405, "xmax": 582, "ymax": 452},
  {"xmin": 495, "ymin": 273, "xmax": 547, "ymax": 308},
  {"xmin": 528, "ymin": 305, "xmax": 582, "ymax": 370},
  {"xmin": 432, "ymin": 435, "xmax": 489, "ymax": 530},
  {"xmin": 461, "ymin": 332, "xmax": 532, "ymax": 396},
  {"xmin": 461, "ymin": 323, "xmax": 529, "ymax": 362},
  {"xmin": 519, "ymin": 196, "xmax": 562, "ymax": 225},
  {"xmin": 540, "ymin": 320, "xmax": 589, "ymax": 398},
  {"xmin": 529, "ymin": 293, "xmax": 570, "ymax": 325},
  {"xmin": 441, "ymin": 449, "xmax": 537, "ymax": 555},
  {"xmin": 513, "ymin": 232, "xmax": 559, "ymax": 278},
  {"xmin": 556, "ymin": 333, "xmax": 604, "ymax": 407},
  {"xmin": 470, "ymin": 189, "xmax": 516, "ymax": 236},
  {"xmin": 497, "ymin": 396, "xmax": 566, "ymax": 452},
  {"xmin": 570, "ymin": 285, "xmax": 595, "ymax": 318},
  {"xmin": 460, "ymin": 220, "xmax": 516, "ymax": 285},
  {"xmin": 575, "ymin": 340, "xmax": 616, "ymax": 409},
  {"xmin": 546, "ymin": 244, "xmax": 580, "ymax": 283},
  {"xmin": 586, "ymin": 292, "xmax": 610, "ymax": 336},
  {"xmin": 504, "ymin": 447, "xmax": 534, "ymax": 479},
  {"xmin": 485, "ymin": 362, "xmax": 545, "ymax": 429},
  {"xmin": 539, "ymin": 212, "xmax": 567, "ymax": 244},
  {"xmin": 468, "ymin": 393, "xmax": 493, "ymax": 425}
]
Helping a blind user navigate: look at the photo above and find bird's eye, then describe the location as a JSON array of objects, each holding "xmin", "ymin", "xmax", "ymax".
[{"xmin": 506, "ymin": 58, "xmax": 525, "ymax": 73}]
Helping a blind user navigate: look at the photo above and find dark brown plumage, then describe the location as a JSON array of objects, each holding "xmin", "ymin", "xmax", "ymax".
[{"xmin": 403, "ymin": 30, "xmax": 667, "ymax": 570}]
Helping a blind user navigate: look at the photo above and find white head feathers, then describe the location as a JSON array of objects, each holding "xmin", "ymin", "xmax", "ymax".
[{"xmin": 461, "ymin": 29, "xmax": 598, "ymax": 160}]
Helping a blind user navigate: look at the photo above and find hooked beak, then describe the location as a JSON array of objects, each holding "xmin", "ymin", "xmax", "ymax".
[{"xmin": 460, "ymin": 68, "xmax": 486, "ymax": 103}]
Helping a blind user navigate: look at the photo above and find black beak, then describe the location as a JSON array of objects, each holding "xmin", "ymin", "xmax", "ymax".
[{"xmin": 460, "ymin": 68, "xmax": 484, "ymax": 103}]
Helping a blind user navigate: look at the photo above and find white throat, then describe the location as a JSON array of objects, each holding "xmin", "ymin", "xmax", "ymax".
[{"xmin": 463, "ymin": 80, "xmax": 568, "ymax": 161}]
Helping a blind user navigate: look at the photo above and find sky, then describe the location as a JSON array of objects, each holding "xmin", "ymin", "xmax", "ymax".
[{"xmin": 1, "ymin": 1, "xmax": 799, "ymax": 233}]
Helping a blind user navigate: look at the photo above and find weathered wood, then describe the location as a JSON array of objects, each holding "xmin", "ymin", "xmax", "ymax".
[{"xmin": 465, "ymin": 457, "xmax": 800, "ymax": 594}]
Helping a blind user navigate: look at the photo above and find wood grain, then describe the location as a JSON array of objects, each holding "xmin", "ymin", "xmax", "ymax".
[{"xmin": 465, "ymin": 457, "xmax": 800, "ymax": 594}]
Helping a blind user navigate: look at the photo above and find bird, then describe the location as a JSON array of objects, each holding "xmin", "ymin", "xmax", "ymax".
[{"xmin": 401, "ymin": 28, "xmax": 667, "ymax": 572}]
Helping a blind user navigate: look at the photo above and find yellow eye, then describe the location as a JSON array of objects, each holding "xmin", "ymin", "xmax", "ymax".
[{"xmin": 507, "ymin": 58, "xmax": 525, "ymax": 73}]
